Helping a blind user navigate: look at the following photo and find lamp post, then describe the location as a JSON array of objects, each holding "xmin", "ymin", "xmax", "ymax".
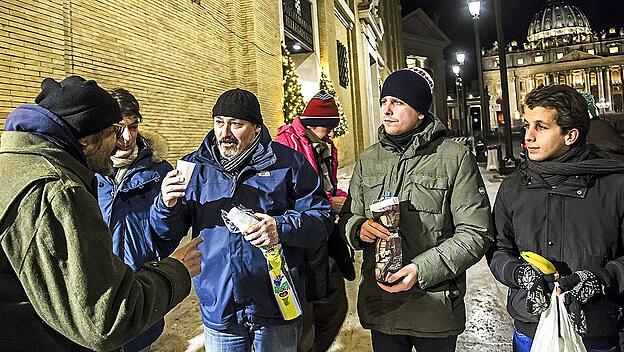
[
  {"xmin": 468, "ymin": 0, "xmax": 489, "ymax": 141},
  {"xmin": 494, "ymin": 0, "xmax": 515, "ymax": 163},
  {"xmin": 456, "ymin": 52, "xmax": 469, "ymax": 137},
  {"xmin": 596, "ymin": 98, "xmax": 611, "ymax": 114},
  {"xmin": 452, "ymin": 65, "xmax": 463, "ymax": 135}
]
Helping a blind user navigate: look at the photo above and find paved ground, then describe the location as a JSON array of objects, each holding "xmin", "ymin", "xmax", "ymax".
[{"xmin": 152, "ymin": 166, "xmax": 514, "ymax": 351}]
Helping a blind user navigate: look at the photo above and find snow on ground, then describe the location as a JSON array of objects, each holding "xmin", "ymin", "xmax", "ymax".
[{"xmin": 153, "ymin": 167, "xmax": 515, "ymax": 351}]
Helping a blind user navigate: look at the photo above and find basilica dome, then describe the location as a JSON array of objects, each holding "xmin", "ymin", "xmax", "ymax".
[{"xmin": 527, "ymin": 0, "xmax": 592, "ymax": 49}]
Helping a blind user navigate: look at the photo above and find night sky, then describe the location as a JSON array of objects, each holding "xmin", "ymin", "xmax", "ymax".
[{"xmin": 399, "ymin": 0, "xmax": 624, "ymax": 92}]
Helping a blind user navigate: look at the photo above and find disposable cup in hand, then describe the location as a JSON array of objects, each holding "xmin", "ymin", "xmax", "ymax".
[{"xmin": 176, "ymin": 160, "xmax": 196, "ymax": 186}]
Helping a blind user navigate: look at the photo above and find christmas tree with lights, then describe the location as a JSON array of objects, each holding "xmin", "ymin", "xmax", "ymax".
[
  {"xmin": 319, "ymin": 72, "xmax": 348, "ymax": 137},
  {"xmin": 282, "ymin": 43, "xmax": 305, "ymax": 124}
]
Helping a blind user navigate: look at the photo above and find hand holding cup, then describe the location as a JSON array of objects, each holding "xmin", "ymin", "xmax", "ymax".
[{"xmin": 161, "ymin": 160, "xmax": 195, "ymax": 208}]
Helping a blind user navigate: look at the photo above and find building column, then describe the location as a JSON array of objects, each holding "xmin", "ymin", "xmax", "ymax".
[
  {"xmin": 509, "ymin": 73, "xmax": 519, "ymax": 121},
  {"xmin": 566, "ymin": 70, "xmax": 572, "ymax": 86},
  {"xmin": 605, "ymin": 67, "xmax": 612, "ymax": 102},
  {"xmin": 515, "ymin": 75, "xmax": 522, "ymax": 113},
  {"xmin": 598, "ymin": 67, "xmax": 605, "ymax": 100},
  {"xmin": 584, "ymin": 69, "xmax": 591, "ymax": 92}
]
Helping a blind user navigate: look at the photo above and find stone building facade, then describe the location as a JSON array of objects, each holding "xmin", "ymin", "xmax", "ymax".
[
  {"xmin": 402, "ymin": 9, "xmax": 451, "ymax": 127},
  {"xmin": 285, "ymin": 0, "xmax": 404, "ymax": 165},
  {"xmin": 482, "ymin": 0, "xmax": 624, "ymax": 130}
]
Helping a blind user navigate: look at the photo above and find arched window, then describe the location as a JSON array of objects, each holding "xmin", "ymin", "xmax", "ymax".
[{"xmin": 611, "ymin": 68, "xmax": 621, "ymax": 84}]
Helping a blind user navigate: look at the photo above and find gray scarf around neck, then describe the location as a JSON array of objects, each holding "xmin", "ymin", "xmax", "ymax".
[{"xmin": 219, "ymin": 132, "xmax": 261, "ymax": 174}]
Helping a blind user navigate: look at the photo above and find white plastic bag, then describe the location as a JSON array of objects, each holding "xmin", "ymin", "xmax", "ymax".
[{"xmin": 530, "ymin": 283, "xmax": 587, "ymax": 352}]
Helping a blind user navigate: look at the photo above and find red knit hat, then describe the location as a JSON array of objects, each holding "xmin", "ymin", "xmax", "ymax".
[{"xmin": 300, "ymin": 91, "xmax": 340, "ymax": 128}]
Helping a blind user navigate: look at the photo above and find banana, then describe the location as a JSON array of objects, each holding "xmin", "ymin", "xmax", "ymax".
[{"xmin": 520, "ymin": 251, "xmax": 557, "ymax": 275}]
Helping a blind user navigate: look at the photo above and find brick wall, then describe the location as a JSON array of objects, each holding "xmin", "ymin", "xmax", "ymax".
[
  {"xmin": 1, "ymin": 0, "xmax": 283, "ymax": 160},
  {"xmin": 0, "ymin": 1, "xmax": 66, "ymax": 119}
]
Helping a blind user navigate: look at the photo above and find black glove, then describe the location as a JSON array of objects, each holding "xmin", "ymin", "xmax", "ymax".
[
  {"xmin": 559, "ymin": 270, "xmax": 606, "ymax": 336},
  {"xmin": 513, "ymin": 263, "xmax": 551, "ymax": 315},
  {"xmin": 327, "ymin": 227, "xmax": 356, "ymax": 281}
]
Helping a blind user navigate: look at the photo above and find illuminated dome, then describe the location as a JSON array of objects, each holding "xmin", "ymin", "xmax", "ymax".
[{"xmin": 527, "ymin": 0, "xmax": 592, "ymax": 49}]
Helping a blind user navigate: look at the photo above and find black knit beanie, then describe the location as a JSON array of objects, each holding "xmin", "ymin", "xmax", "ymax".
[
  {"xmin": 380, "ymin": 67, "xmax": 434, "ymax": 113},
  {"xmin": 35, "ymin": 76, "xmax": 121, "ymax": 139},
  {"xmin": 212, "ymin": 88, "xmax": 263, "ymax": 125}
]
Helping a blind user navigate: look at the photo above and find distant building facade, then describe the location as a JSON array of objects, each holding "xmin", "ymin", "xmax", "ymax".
[
  {"xmin": 482, "ymin": 0, "xmax": 624, "ymax": 130},
  {"xmin": 286, "ymin": 0, "xmax": 404, "ymax": 163},
  {"xmin": 402, "ymin": 9, "xmax": 451, "ymax": 128}
]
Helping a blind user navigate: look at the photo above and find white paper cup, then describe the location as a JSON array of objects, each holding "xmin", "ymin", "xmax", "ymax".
[{"xmin": 176, "ymin": 160, "xmax": 196, "ymax": 186}]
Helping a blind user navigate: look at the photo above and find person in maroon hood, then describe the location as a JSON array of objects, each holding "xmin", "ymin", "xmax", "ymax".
[{"xmin": 276, "ymin": 91, "xmax": 354, "ymax": 352}]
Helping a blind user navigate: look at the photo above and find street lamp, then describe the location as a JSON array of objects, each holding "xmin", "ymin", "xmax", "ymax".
[
  {"xmin": 452, "ymin": 64, "xmax": 460, "ymax": 76},
  {"xmin": 455, "ymin": 52, "xmax": 469, "ymax": 137},
  {"xmin": 468, "ymin": 0, "xmax": 490, "ymax": 140},
  {"xmin": 494, "ymin": 0, "xmax": 515, "ymax": 165},
  {"xmin": 452, "ymin": 64, "xmax": 466, "ymax": 136},
  {"xmin": 456, "ymin": 52, "xmax": 466, "ymax": 66},
  {"xmin": 596, "ymin": 98, "xmax": 611, "ymax": 113},
  {"xmin": 468, "ymin": 0, "xmax": 480, "ymax": 18}
]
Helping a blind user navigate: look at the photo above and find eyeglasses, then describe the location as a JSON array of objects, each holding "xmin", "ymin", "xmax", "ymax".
[{"xmin": 113, "ymin": 123, "xmax": 139, "ymax": 139}]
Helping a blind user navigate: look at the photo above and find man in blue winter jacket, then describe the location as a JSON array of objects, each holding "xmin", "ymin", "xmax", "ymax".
[
  {"xmin": 150, "ymin": 88, "xmax": 333, "ymax": 352},
  {"xmin": 96, "ymin": 88, "xmax": 179, "ymax": 352}
]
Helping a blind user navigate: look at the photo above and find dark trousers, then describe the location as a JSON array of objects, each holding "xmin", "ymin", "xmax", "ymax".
[
  {"xmin": 371, "ymin": 330, "xmax": 458, "ymax": 352},
  {"xmin": 299, "ymin": 258, "xmax": 348, "ymax": 352}
]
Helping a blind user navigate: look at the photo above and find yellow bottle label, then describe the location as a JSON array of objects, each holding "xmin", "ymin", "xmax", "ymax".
[{"xmin": 265, "ymin": 245, "xmax": 302, "ymax": 320}]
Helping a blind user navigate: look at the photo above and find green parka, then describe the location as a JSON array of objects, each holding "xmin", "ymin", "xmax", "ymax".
[
  {"xmin": 342, "ymin": 117, "xmax": 493, "ymax": 337},
  {"xmin": 0, "ymin": 132, "xmax": 191, "ymax": 351}
]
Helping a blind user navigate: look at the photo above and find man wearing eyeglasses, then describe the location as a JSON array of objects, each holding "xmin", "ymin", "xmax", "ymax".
[
  {"xmin": 95, "ymin": 88, "xmax": 179, "ymax": 352},
  {"xmin": 0, "ymin": 76, "xmax": 203, "ymax": 350}
]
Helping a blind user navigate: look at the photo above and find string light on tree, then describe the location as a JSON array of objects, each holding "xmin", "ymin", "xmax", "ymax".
[
  {"xmin": 282, "ymin": 43, "xmax": 305, "ymax": 124},
  {"xmin": 319, "ymin": 72, "xmax": 348, "ymax": 137}
]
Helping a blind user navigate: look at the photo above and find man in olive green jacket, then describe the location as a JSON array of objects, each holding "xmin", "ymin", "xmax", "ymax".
[
  {"xmin": 341, "ymin": 68, "xmax": 492, "ymax": 351},
  {"xmin": 0, "ymin": 76, "xmax": 202, "ymax": 351}
]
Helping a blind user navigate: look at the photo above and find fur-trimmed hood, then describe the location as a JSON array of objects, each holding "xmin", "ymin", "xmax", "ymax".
[{"xmin": 139, "ymin": 128, "xmax": 168, "ymax": 163}]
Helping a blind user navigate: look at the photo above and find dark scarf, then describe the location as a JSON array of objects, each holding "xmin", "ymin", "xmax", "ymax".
[
  {"xmin": 4, "ymin": 104, "xmax": 88, "ymax": 166},
  {"xmin": 218, "ymin": 132, "xmax": 261, "ymax": 174},
  {"xmin": 379, "ymin": 114, "xmax": 432, "ymax": 154},
  {"xmin": 522, "ymin": 143, "xmax": 624, "ymax": 187}
]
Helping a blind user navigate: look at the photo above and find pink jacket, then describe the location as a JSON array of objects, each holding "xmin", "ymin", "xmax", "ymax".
[{"xmin": 275, "ymin": 117, "xmax": 348, "ymax": 205}]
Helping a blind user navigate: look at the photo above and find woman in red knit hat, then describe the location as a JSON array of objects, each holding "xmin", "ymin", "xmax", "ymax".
[{"xmin": 276, "ymin": 91, "xmax": 355, "ymax": 352}]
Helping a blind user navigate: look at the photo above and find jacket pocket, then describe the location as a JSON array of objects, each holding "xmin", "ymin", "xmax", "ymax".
[
  {"xmin": 361, "ymin": 175, "xmax": 385, "ymax": 212},
  {"xmin": 241, "ymin": 171, "xmax": 290, "ymax": 212},
  {"xmin": 394, "ymin": 289, "xmax": 454, "ymax": 332},
  {"xmin": 408, "ymin": 175, "xmax": 447, "ymax": 214},
  {"xmin": 584, "ymin": 296, "xmax": 623, "ymax": 337}
]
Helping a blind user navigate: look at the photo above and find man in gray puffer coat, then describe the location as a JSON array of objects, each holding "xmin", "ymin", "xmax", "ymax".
[{"xmin": 340, "ymin": 67, "xmax": 492, "ymax": 352}]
